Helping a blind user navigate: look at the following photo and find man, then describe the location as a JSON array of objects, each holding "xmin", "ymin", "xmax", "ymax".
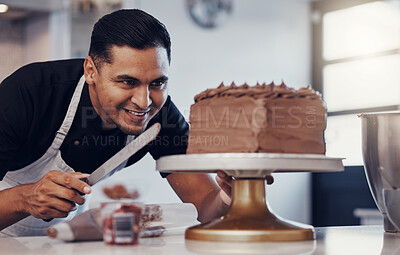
[{"xmin": 0, "ymin": 9, "xmax": 232, "ymax": 236}]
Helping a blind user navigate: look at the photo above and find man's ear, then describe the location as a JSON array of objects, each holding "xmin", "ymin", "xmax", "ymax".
[{"xmin": 84, "ymin": 56, "xmax": 97, "ymax": 85}]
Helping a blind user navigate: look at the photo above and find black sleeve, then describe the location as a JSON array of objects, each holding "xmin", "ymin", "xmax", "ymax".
[
  {"xmin": 150, "ymin": 96, "xmax": 189, "ymax": 178},
  {"xmin": 149, "ymin": 96, "xmax": 189, "ymax": 159},
  {"xmin": 0, "ymin": 73, "xmax": 32, "ymax": 180}
]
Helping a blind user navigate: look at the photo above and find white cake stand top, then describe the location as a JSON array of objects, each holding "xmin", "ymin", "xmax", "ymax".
[{"xmin": 156, "ymin": 153, "xmax": 344, "ymax": 178}]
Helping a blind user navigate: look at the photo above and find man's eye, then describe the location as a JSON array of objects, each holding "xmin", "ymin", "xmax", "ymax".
[
  {"xmin": 151, "ymin": 80, "xmax": 167, "ymax": 88},
  {"xmin": 121, "ymin": 80, "xmax": 135, "ymax": 86}
]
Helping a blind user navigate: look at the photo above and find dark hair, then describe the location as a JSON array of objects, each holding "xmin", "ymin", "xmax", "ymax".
[{"xmin": 89, "ymin": 9, "xmax": 171, "ymax": 69}]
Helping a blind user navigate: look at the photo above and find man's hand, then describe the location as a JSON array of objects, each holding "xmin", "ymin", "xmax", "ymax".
[
  {"xmin": 215, "ymin": 171, "xmax": 274, "ymax": 205},
  {"xmin": 21, "ymin": 171, "xmax": 91, "ymax": 220}
]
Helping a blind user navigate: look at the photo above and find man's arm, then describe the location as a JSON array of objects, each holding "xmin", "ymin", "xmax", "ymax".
[
  {"xmin": 166, "ymin": 172, "xmax": 230, "ymax": 223},
  {"xmin": 0, "ymin": 171, "xmax": 91, "ymax": 231},
  {"xmin": 0, "ymin": 185, "xmax": 30, "ymax": 230}
]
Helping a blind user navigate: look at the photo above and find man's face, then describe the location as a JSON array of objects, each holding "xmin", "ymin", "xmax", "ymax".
[{"xmin": 85, "ymin": 45, "xmax": 169, "ymax": 135}]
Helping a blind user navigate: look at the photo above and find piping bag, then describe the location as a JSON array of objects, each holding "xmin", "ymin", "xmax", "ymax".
[{"xmin": 46, "ymin": 203, "xmax": 198, "ymax": 241}]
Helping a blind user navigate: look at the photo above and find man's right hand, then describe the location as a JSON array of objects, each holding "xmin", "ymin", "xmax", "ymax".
[{"xmin": 21, "ymin": 171, "xmax": 91, "ymax": 220}]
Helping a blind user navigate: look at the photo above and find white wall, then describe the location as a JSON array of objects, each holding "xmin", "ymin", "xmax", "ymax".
[
  {"xmin": 92, "ymin": 0, "xmax": 313, "ymax": 224},
  {"xmin": 24, "ymin": 15, "xmax": 51, "ymax": 64},
  {"xmin": 0, "ymin": 14, "xmax": 56, "ymax": 80},
  {"xmin": 50, "ymin": 9, "xmax": 71, "ymax": 60},
  {"xmin": 0, "ymin": 7, "xmax": 71, "ymax": 73},
  {"xmin": 0, "ymin": 20, "xmax": 25, "ymax": 81},
  {"xmin": 25, "ymin": 9, "xmax": 71, "ymax": 63}
]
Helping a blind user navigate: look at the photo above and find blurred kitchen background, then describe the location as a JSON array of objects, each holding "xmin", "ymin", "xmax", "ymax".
[{"xmin": 0, "ymin": 0, "xmax": 399, "ymax": 227}]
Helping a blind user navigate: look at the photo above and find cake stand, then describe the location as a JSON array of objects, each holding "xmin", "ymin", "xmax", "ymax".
[{"xmin": 156, "ymin": 153, "xmax": 344, "ymax": 242}]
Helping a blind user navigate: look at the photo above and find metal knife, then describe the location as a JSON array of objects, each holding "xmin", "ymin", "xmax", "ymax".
[{"xmin": 85, "ymin": 122, "xmax": 161, "ymax": 185}]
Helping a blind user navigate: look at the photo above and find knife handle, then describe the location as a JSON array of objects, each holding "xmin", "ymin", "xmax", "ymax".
[{"xmin": 42, "ymin": 177, "xmax": 90, "ymax": 222}]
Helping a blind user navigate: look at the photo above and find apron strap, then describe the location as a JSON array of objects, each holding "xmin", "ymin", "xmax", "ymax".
[{"xmin": 51, "ymin": 75, "xmax": 86, "ymax": 151}]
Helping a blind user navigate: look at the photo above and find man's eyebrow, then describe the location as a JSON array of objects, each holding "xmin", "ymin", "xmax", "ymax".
[
  {"xmin": 115, "ymin": 74, "xmax": 140, "ymax": 81},
  {"xmin": 114, "ymin": 75, "xmax": 168, "ymax": 83},
  {"xmin": 152, "ymin": 76, "xmax": 169, "ymax": 82}
]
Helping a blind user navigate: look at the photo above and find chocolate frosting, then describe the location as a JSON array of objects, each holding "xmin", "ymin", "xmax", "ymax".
[{"xmin": 194, "ymin": 82, "xmax": 322, "ymax": 103}]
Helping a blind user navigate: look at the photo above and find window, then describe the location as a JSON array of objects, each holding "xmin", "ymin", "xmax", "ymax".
[{"xmin": 312, "ymin": 0, "xmax": 400, "ymax": 165}]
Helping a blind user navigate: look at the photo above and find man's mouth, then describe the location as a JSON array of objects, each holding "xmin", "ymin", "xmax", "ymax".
[{"xmin": 124, "ymin": 109, "xmax": 149, "ymax": 116}]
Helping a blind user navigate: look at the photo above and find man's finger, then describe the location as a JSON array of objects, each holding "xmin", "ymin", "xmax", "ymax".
[
  {"xmin": 50, "ymin": 186, "xmax": 86, "ymax": 205},
  {"xmin": 48, "ymin": 171, "xmax": 91, "ymax": 195},
  {"xmin": 49, "ymin": 198, "xmax": 77, "ymax": 214},
  {"xmin": 216, "ymin": 170, "xmax": 228, "ymax": 179},
  {"xmin": 41, "ymin": 208, "xmax": 70, "ymax": 219},
  {"xmin": 216, "ymin": 171, "xmax": 232, "ymax": 185},
  {"xmin": 216, "ymin": 179, "xmax": 232, "ymax": 197},
  {"xmin": 216, "ymin": 175, "xmax": 232, "ymax": 189}
]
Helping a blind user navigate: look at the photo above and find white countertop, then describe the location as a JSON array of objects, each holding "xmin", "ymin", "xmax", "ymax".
[{"xmin": 0, "ymin": 225, "xmax": 397, "ymax": 255}]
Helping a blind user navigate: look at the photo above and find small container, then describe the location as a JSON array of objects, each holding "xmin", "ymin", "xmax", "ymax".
[{"xmin": 101, "ymin": 201, "xmax": 143, "ymax": 245}]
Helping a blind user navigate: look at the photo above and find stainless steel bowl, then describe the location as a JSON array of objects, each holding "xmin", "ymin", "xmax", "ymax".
[{"xmin": 361, "ymin": 111, "xmax": 400, "ymax": 232}]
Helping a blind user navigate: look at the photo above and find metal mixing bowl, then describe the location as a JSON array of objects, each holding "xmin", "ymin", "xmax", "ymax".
[{"xmin": 361, "ymin": 111, "xmax": 400, "ymax": 232}]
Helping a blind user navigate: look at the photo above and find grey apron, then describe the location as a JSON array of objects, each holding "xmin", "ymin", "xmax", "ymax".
[{"xmin": 0, "ymin": 75, "xmax": 134, "ymax": 236}]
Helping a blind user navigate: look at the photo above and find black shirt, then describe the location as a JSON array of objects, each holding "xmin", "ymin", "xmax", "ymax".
[{"xmin": 0, "ymin": 59, "xmax": 189, "ymax": 180}]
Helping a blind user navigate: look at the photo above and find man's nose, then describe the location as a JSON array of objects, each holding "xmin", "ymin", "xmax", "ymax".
[{"xmin": 131, "ymin": 85, "xmax": 152, "ymax": 109}]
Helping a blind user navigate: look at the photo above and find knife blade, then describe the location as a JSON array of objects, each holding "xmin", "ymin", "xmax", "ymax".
[{"xmin": 85, "ymin": 122, "xmax": 161, "ymax": 185}]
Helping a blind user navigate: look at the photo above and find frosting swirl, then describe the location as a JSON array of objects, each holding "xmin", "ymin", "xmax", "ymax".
[{"xmin": 194, "ymin": 82, "xmax": 321, "ymax": 102}]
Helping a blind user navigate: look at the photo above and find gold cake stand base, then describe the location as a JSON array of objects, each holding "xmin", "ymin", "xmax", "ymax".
[{"xmin": 185, "ymin": 179, "xmax": 315, "ymax": 242}]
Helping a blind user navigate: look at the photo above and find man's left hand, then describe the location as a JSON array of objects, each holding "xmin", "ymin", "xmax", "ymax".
[{"xmin": 215, "ymin": 170, "xmax": 275, "ymax": 204}]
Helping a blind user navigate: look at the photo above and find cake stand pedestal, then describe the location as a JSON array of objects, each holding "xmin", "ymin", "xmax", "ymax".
[{"xmin": 156, "ymin": 153, "xmax": 344, "ymax": 242}]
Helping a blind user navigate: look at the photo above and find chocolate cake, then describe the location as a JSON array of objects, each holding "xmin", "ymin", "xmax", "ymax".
[{"xmin": 187, "ymin": 82, "xmax": 326, "ymax": 154}]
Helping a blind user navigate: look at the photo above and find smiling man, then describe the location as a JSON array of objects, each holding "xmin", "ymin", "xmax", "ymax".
[{"xmin": 0, "ymin": 9, "xmax": 231, "ymax": 237}]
